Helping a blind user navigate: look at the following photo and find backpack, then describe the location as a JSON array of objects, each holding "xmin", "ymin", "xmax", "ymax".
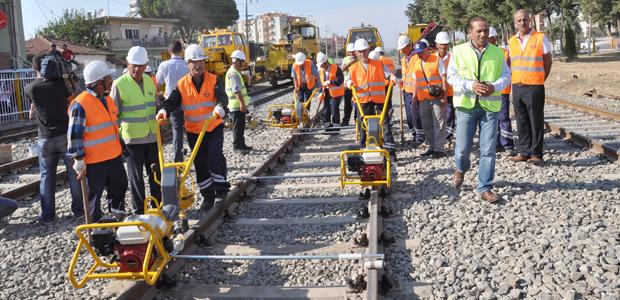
[{"xmin": 40, "ymin": 54, "xmax": 70, "ymax": 80}]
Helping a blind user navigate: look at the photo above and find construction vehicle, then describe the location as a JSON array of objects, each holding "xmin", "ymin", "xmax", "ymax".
[
  {"xmin": 199, "ymin": 29, "xmax": 251, "ymax": 78},
  {"xmin": 287, "ymin": 19, "xmax": 320, "ymax": 60},
  {"xmin": 406, "ymin": 23, "xmax": 443, "ymax": 48},
  {"xmin": 346, "ymin": 25, "xmax": 383, "ymax": 51},
  {"xmin": 67, "ymin": 116, "xmax": 218, "ymax": 289},
  {"xmin": 339, "ymin": 83, "xmax": 393, "ymax": 189}
]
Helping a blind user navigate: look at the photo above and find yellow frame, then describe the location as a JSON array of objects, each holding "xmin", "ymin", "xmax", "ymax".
[
  {"xmin": 350, "ymin": 83, "xmax": 393, "ymax": 147},
  {"xmin": 266, "ymin": 88, "xmax": 318, "ymax": 128},
  {"xmin": 339, "ymin": 148, "xmax": 391, "ymax": 189},
  {"xmin": 67, "ymin": 208, "xmax": 173, "ymax": 288}
]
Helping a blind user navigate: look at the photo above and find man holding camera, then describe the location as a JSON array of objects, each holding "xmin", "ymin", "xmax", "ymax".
[
  {"xmin": 447, "ymin": 17, "xmax": 511, "ymax": 203},
  {"xmin": 412, "ymin": 40, "xmax": 448, "ymax": 158}
]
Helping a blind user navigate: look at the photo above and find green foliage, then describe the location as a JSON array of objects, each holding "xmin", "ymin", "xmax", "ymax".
[
  {"xmin": 36, "ymin": 9, "xmax": 106, "ymax": 49},
  {"xmin": 140, "ymin": 0, "xmax": 240, "ymax": 43}
]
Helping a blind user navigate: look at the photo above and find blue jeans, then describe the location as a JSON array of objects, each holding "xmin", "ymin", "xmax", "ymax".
[
  {"xmin": 454, "ymin": 106, "xmax": 498, "ymax": 193},
  {"xmin": 38, "ymin": 135, "xmax": 83, "ymax": 220}
]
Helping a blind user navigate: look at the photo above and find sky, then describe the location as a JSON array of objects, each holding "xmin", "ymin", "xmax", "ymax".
[{"xmin": 21, "ymin": 0, "xmax": 411, "ymax": 50}]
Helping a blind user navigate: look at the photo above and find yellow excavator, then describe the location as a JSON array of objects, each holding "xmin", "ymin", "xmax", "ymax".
[{"xmin": 346, "ymin": 25, "xmax": 383, "ymax": 51}]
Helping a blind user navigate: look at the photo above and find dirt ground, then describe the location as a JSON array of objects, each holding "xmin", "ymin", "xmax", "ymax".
[{"xmin": 546, "ymin": 51, "xmax": 620, "ymax": 99}]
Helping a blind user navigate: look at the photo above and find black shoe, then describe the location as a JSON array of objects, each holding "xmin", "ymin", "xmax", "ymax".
[
  {"xmin": 421, "ymin": 149, "xmax": 434, "ymax": 156},
  {"xmin": 30, "ymin": 217, "xmax": 54, "ymax": 225},
  {"xmin": 431, "ymin": 151, "xmax": 445, "ymax": 158},
  {"xmin": 214, "ymin": 192, "xmax": 228, "ymax": 208},
  {"xmin": 234, "ymin": 145, "xmax": 253, "ymax": 151}
]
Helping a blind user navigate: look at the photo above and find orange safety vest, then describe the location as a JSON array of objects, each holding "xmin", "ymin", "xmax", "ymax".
[
  {"xmin": 380, "ymin": 55, "xmax": 395, "ymax": 73},
  {"xmin": 436, "ymin": 52, "xmax": 454, "ymax": 97},
  {"xmin": 177, "ymin": 72, "xmax": 223, "ymax": 134},
  {"xmin": 350, "ymin": 60, "xmax": 386, "ymax": 104},
  {"xmin": 319, "ymin": 64, "xmax": 345, "ymax": 98},
  {"xmin": 508, "ymin": 31, "xmax": 545, "ymax": 85},
  {"xmin": 401, "ymin": 54, "xmax": 417, "ymax": 94},
  {"xmin": 75, "ymin": 92, "xmax": 122, "ymax": 164},
  {"xmin": 293, "ymin": 59, "xmax": 316, "ymax": 90},
  {"xmin": 414, "ymin": 55, "xmax": 443, "ymax": 101},
  {"xmin": 501, "ymin": 48, "xmax": 511, "ymax": 94}
]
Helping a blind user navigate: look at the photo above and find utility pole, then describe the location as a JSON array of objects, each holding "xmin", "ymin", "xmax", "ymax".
[{"xmin": 245, "ymin": 0, "xmax": 255, "ymax": 43}]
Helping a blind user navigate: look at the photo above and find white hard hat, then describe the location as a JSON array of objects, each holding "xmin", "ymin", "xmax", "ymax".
[
  {"xmin": 435, "ymin": 32, "xmax": 450, "ymax": 44},
  {"xmin": 397, "ymin": 35, "xmax": 410, "ymax": 50},
  {"xmin": 231, "ymin": 50, "xmax": 246, "ymax": 62},
  {"xmin": 489, "ymin": 27, "xmax": 498, "ymax": 38},
  {"xmin": 369, "ymin": 50, "xmax": 380, "ymax": 60},
  {"xmin": 145, "ymin": 65, "xmax": 153, "ymax": 73},
  {"xmin": 346, "ymin": 43, "xmax": 355, "ymax": 52},
  {"xmin": 294, "ymin": 52, "xmax": 306, "ymax": 65},
  {"xmin": 354, "ymin": 39, "xmax": 370, "ymax": 51},
  {"xmin": 316, "ymin": 52, "xmax": 328, "ymax": 67},
  {"xmin": 126, "ymin": 46, "xmax": 149, "ymax": 65},
  {"xmin": 375, "ymin": 46, "xmax": 384, "ymax": 54},
  {"xmin": 184, "ymin": 44, "xmax": 207, "ymax": 61},
  {"xmin": 84, "ymin": 61, "xmax": 113, "ymax": 85}
]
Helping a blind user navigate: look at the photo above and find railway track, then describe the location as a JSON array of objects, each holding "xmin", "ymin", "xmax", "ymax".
[
  {"xmin": 0, "ymin": 83, "xmax": 294, "ymax": 201},
  {"xmin": 0, "ymin": 122, "xmax": 37, "ymax": 144},
  {"xmin": 114, "ymin": 126, "xmax": 392, "ymax": 300},
  {"xmin": 544, "ymin": 96, "xmax": 620, "ymax": 162}
]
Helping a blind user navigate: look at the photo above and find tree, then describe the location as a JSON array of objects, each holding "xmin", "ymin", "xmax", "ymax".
[
  {"xmin": 36, "ymin": 9, "xmax": 106, "ymax": 49},
  {"xmin": 140, "ymin": 0, "xmax": 240, "ymax": 43},
  {"xmin": 405, "ymin": 1, "xmax": 442, "ymax": 24}
]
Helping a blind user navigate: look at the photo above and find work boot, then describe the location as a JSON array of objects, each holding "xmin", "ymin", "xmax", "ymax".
[
  {"xmin": 452, "ymin": 171, "xmax": 464, "ymax": 189},
  {"xmin": 214, "ymin": 192, "xmax": 228, "ymax": 208},
  {"xmin": 510, "ymin": 155, "xmax": 529, "ymax": 162},
  {"xmin": 527, "ymin": 156, "xmax": 544, "ymax": 165},
  {"xmin": 234, "ymin": 145, "xmax": 253, "ymax": 151},
  {"xmin": 420, "ymin": 149, "xmax": 434, "ymax": 157},
  {"xmin": 479, "ymin": 190, "xmax": 499, "ymax": 203},
  {"xmin": 200, "ymin": 189, "xmax": 215, "ymax": 211}
]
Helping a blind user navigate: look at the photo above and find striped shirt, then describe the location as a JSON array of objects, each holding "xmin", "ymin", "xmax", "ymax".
[{"xmin": 67, "ymin": 88, "xmax": 110, "ymax": 159}]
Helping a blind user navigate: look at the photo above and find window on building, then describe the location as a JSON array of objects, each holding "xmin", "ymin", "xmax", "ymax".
[{"xmin": 125, "ymin": 29, "xmax": 140, "ymax": 39}]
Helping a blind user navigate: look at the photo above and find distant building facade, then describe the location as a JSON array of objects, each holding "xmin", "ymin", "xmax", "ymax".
[
  {"xmin": 233, "ymin": 13, "xmax": 307, "ymax": 44},
  {"xmin": 0, "ymin": 0, "xmax": 26, "ymax": 69}
]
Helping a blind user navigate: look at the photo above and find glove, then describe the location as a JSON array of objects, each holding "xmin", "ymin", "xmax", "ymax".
[
  {"xmin": 155, "ymin": 109, "xmax": 168, "ymax": 120},
  {"xmin": 345, "ymin": 80, "xmax": 353, "ymax": 89},
  {"xmin": 389, "ymin": 74, "xmax": 397, "ymax": 84},
  {"xmin": 214, "ymin": 104, "xmax": 225, "ymax": 118},
  {"xmin": 323, "ymin": 80, "xmax": 330, "ymax": 87},
  {"xmin": 73, "ymin": 159, "xmax": 86, "ymax": 180}
]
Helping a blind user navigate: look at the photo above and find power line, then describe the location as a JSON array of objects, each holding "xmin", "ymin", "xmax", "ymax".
[{"xmin": 34, "ymin": 0, "xmax": 51, "ymax": 22}]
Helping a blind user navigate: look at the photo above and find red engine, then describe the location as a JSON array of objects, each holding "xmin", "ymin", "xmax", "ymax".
[
  {"xmin": 115, "ymin": 244, "xmax": 155, "ymax": 272},
  {"xmin": 281, "ymin": 116, "xmax": 292, "ymax": 124},
  {"xmin": 359, "ymin": 164, "xmax": 384, "ymax": 181}
]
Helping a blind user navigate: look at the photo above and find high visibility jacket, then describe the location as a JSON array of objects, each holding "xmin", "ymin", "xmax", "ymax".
[
  {"xmin": 349, "ymin": 60, "xmax": 386, "ymax": 104},
  {"xmin": 293, "ymin": 59, "xmax": 316, "ymax": 90},
  {"xmin": 501, "ymin": 48, "xmax": 511, "ymax": 94},
  {"xmin": 401, "ymin": 54, "xmax": 417, "ymax": 94},
  {"xmin": 413, "ymin": 55, "xmax": 443, "ymax": 101},
  {"xmin": 319, "ymin": 64, "xmax": 344, "ymax": 98},
  {"xmin": 380, "ymin": 55, "xmax": 395, "ymax": 73},
  {"xmin": 436, "ymin": 52, "xmax": 454, "ymax": 97},
  {"xmin": 225, "ymin": 66, "xmax": 250, "ymax": 111},
  {"xmin": 114, "ymin": 74, "xmax": 157, "ymax": 142},
  {"xmin": 451, "ymin": 43, "xmax": 504, "ymax": 112},
  {"xmin": 177, "ymin": 72, "xmax": 223, "ymax": 134},
  {"xmin": 508, "ymin": 31, "xmax": 546, "ymax": 85},
  {"xmin": 75, "ymin": 91, "xmax": 122, "ymax": 164}
]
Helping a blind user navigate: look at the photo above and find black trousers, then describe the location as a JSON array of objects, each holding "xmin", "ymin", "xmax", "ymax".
[
  {"xmin": 85, "ymin": 156, "xmax": 127, "ymax": 222},
  {"xmin": 124, "ymin": 142, "xmax": 161, "ymax": 214},
  {"xmin": 231, "ymin": 111, "xmax": 247, "ymax": 148},
  {"xmin": 187, "ymin": 124, "xmax": 230, "ymax": 205},
  {"xmin": 445, "ymin": 96, "xmax": 456, "ymax": 140},
  {"xmin": 321, "ymin": 93, "xmax": 341, "ymax": 126},
  {"xmin": 513, "ymin": 84, "xmax": 545, "ymax": 158},
  {"xmin": 169, "ymin": 107, "xmax": 185, "ymax": 163},
  {"xmin": 341, "ymin": 89, "xmax": 353, "ymax": 126}
]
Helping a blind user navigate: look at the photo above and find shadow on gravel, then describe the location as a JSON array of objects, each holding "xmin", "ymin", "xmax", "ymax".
[{"xmin": 495, "ymin": 178, "xmax": 620, "ymax": 195}]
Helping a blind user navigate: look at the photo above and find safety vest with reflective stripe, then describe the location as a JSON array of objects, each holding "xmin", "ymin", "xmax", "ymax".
[
  {"xmin": 380, "ymin": 55, "xmax": 395, "ymax": 73},
  {"xmin": 349, "ymin": 59, "xmax": 386, "ymax": 104},
  {"xmin": 401, "ymin": 54, "xmax": 417, "ymax": 94},
  {"xmin": 177, "ymin": 72, "xmax": 222, "ymax": 134},
  {"xmin": 501, "ymin": 48, "xmax": 511, "ymax": 94},
  {"xmin": 319, "ymin": 64, "xmax": 345, "ymax": 98},
  {"xmin": 508, "ymin": 31, "xmax": 545, "ymax": 85},
  {"xmin": 75, "ymin": 91, "xmax": 122, "ymax": 164},
  {"xmin": 293, "ymin": 59, "xmax": 316, "ymax": 90},
  {"xmin": 114, "ymin": 74, "xmax": 157, "ymax": 142},
  {"xmin": 435, "ymin": 52, "xmax": 454, "ymax": 97},
  {"xmin": 225, "ymin": 66, "xmax": 250, "ymax": 112},
  {"xmin": 451, "ymin": 43, "xmax": 504, "ymax": 112},
  {"xmin": 413, "ymin": 55, "xmax": 443, "ymax": 101}
]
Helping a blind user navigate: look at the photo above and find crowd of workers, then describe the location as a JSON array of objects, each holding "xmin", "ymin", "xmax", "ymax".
[{"xmin": 0, "ymin": 8, "xmax": 552, "ymax": 223}]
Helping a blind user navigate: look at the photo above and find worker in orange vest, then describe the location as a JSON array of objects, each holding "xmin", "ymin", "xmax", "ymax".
[
  {"xmin": 316, "ymin": 52, "xmax": 344, "ymax": 130},
  {"xmin": 413, "ymin": 40, "xmax": 448, "ymax": 158},
  {"xmin": 67, "ymin": 61, "xmax": 128, "ymax": 222},
  {"xmin": 346, "ymin": 39, "xmax": 397, "ymax": 155},
  {"xmin": 292, "ymin": 52, "xmax": 318, "ymax": 127},
  {"xmin": 375, "ymin": 46, "xmax": 395, "ymax": 111},
  {"xmin": 397, "ymin": 35, "xmax": 425, "ymax": 144},
  {"xmin": 340, "ymin": 43, "xmax": 357, "ymax": 126},
  {"xmin": 508, "ymin": 9, "xmax": 552, "ymax": 165},
  {"xmin": 434, "ymin": 32, "xmax": 456, "ymax": 146},
  {"xmin": 156, "ymin": 44, "xmax": 230, "ymax": 211},
  {"xmin": 489, "ymin": 27, "xmax": 515, "ymax": 155}
]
